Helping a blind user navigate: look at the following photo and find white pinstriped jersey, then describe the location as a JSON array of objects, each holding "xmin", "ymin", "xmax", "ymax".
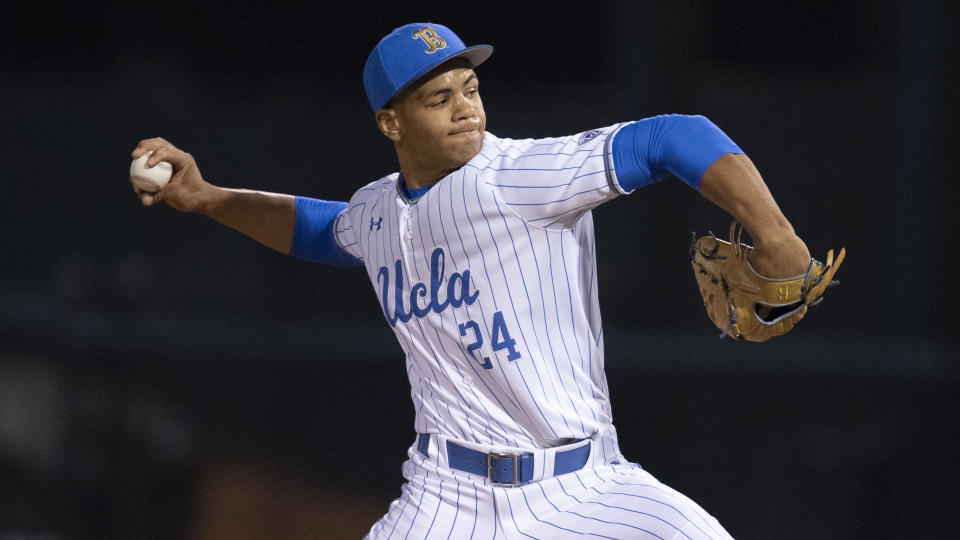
[{"xmin": 334, "ymin": 123, "xmax": 634, "ymax": 449}]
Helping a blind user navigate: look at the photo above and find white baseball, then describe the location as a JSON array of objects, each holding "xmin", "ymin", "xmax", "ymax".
[{"xmin": 130, "ymin": 152, "xmax": 173, "ymax": 193}]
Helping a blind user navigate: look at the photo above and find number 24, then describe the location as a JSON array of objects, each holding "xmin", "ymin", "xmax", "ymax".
[{"xmin": 458, "ymin": 311, "xmax": 521, "ymax": 370}]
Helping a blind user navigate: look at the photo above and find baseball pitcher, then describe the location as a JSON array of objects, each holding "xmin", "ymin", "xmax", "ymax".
[{"xmin": 131, "ymin": 22, "xmax": 843, "ymax": 539}]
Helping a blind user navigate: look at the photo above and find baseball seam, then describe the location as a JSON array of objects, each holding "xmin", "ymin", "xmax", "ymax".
[{"xmin": 131, "ymin": 175, "xmax": 164, "ymax": 191}]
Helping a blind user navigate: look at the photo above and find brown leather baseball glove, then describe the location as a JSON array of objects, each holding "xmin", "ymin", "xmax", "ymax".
[{"xmin": 690, "ymin": 221, "xmax": 845, "ymax": 342}]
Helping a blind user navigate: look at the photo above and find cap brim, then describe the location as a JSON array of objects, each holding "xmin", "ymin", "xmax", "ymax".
[
  {"xmin": 388, "ymin": 44, "xmax": 493, "ymax": 107},
  {"xmin": 454, "ymin": 45, "xmax": 494, "ymax": 69}
]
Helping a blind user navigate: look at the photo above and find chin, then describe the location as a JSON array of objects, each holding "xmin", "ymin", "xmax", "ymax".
[
  {"xmin": 456, "ymin": 136, "xmax": 484, "ymax": 161},
  {"xmin": 436, "ymin": 145, "xmax": 480, "ymax": 172}
]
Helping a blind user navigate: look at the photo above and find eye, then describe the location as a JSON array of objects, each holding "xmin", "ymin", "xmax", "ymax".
[{"xmin": 430, "ymin": 98, "xmax": 447, "ymax": 108}]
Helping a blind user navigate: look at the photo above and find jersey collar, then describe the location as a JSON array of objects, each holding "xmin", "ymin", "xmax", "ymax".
[{"xmin": 395, "ymin": 132, "xmax": 497, "ymax": 205}]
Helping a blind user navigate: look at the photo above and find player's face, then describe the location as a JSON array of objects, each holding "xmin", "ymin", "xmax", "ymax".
[{"xmin": 393, "ymin": 66, "xmax": 486, "ymax": 178}]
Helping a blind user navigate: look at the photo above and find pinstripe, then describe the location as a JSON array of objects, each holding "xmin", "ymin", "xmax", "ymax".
[
  {"xmin": 361, "ymin": 194, "xmax": 379, "ymax": 272},
  {"xmin": 416, "ymin": 380, "xmax": 429, "ymax": 435},
  {"xmin": 503, "ymin": 489, "xmax": 540, "ymax": 540},
  {"xmin": 474, "ymin": 177, "xmax": 569, "ymax": 436},
  {"xmin": 539, "ymin": 480, "xmax": 665, "ymax": 538},
  {"xmin": 559, "ymin": 233, "xmax": 601, "ymax": 430},
  {"xmin": 444, "ymin": 479, "xmax": 461, "ymax": 540},
  {"xmin": 475, "ymin": 179, "xmax": 556, "ymax": 402},
  {"xmin": 521, "ymin": 222, "xmax": 576, "ymax": 433},
  {"xmin": 391, "ymin": 325, "xmax": 436, "ymax": 436},
  {"xmin": 365, "ymin": 189, "xmax": 386, "ymax": 268},
  {"xmin": 602, "ymin": 472, "xmax": 726, "ymax": 539},
  {"xmin": 553, "ymin": 475, "xmax": 688, "ymax": 538},
  {"xmin": 423, "ymin": 478, "xmax": 443, "ymax": 539},
  {"xmin": 480, "ymin": 165, "xmax": 585, "ymax": 173},
  {"xmin": 404, "ymin": 320, "xmax": 459, "ymax": 437},
  {"xmin": 401, "ymin": 189, "xmax": 480, "ymax": 439},
  {"xmin": 384, "ymin": 198, "xmax": 437, "ymax": 435},
  {"xmin": 488, "ymin": 195, "xmax": 557, "ymax": 424},
  {"xmin": 471, "ymin": 147, "xmax": 595, "ymax": 165},
  {"xmin": 545, "ymin": 231, "xmax": 590, "ymax": 432},
  {"xmin": 399, "ymin": 471, "xmax": 428, "ymax": 539},
  {"xmin": 572, "ymin": 220, "xmax": 596, "ymax": 389},
  {"xmin": 528, "ymin": 200, "xmax": 604, "ymax": 228},
  {"xmin": 487, "ymin": 164, "xmax": 605, "ymax": 189},
  {"xmin": 432, "ymin": 180, "xmax": 507, "ymax": 445},
  {"xmin": 475, "ymin": 174, "xmax": 566, "ymax": 433},
  {"xmin": 575, "ymin": 218, "xmax": 609, "ymax": 461},
  {"xmin": 507, "ymin": 185, "xmax": 608, "ymax": 207},
  {"xmin": 403, "ymin": 205, "xmax": 473, "ymax": 441},
  {"xmin": 471, "ymin": 483, "xmax": 479, "ymax": 539},
  {"xmin": 461, "ymin": 171, "xmax": 550, "ymax": 434},
  {"xmin": 592, "ymin": 468, "xmax": 723, "ymax": 539},
  {"xmin": 518, "ymin": 219, "xmax": 572, "ymax": 429},
  {"xmin": 355, "ymin": 184, "xmax": 382, "ymax": 194},
  {"xmin": 384, "ymin": 489, "xmax": 410, "ymax": 539},
  {"xmin": 517, "ymin": 487, "xmax": 621, "ymax": 539},
  {"xmin": 445, "ymin": 172, "xmax": 521, "ymax": 446}
]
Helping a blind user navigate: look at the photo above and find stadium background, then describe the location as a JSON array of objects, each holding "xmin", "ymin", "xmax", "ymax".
[{"xmin": 1, "ymin": 1, "xmax": 957, "ymax": 538}]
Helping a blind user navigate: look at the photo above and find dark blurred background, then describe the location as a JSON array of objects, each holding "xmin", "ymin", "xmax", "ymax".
[{"xmin": 1, "ymin": 0, "xmax": 957, "ymax": 538}]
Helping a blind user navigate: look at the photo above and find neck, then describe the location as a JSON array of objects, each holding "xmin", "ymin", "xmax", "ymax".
[
  {"xmin": 396, "ymin": 154, "xmax": 459, "ymax": 190},
  {"xmin": 401, "ymin": 169, "xmax": 454, "ymax": 189}
]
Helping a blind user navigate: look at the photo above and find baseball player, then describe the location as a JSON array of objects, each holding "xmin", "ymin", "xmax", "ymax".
[{"xmin": 133, "ymin": 23, "xmax": 817, "ymax": 539}]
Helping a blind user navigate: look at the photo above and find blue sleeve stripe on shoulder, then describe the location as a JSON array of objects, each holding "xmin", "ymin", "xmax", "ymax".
[
  {"xmin": 611, "ymin": 114, "xmax": 743, "ymax": 191},
  {"xmin": 290, "ymin": 197, "xmax": 363, "ymax": 267}
]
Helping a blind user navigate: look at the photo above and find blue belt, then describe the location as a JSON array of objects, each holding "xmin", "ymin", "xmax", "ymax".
[{"xmin": 416, "ymin": 434, "xmax": 591, "ymax": 486}]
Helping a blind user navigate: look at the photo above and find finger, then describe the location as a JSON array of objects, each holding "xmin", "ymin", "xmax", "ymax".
[
  {"xmin": 139, "ymin": 190, "xmax": 158, "ymax": 206},
  {"xmin": 133, "ymin": 182, "xmax": 162, "ymax": 205},
  {"xmin": 131, "ymin": 137, "xmax": 175, "ymax": 158},
  {"xmin": 146, "ymin": 146, "xmax": 190, "ymax": 170},
  {"xmin": 139, "ymin": 187, "xmax": 165, "ymax": 206}
]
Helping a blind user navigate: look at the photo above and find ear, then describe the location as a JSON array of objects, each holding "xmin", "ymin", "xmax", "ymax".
[{"xmin": 376, "ymin": 108, "xmax": 402, "ymax": 143}]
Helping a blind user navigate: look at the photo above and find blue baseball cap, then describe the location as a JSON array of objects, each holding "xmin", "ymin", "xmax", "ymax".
[{"xmin": 363, "ymin": 23, "xmax": 493, "ymax": 111}]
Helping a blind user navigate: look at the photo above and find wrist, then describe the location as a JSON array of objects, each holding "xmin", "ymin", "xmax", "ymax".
[
  {"xmin": 748, "ymin": 229, "xmax": 811, "ymax": 278},
  {"xmin": 194, "ymin": 183, "xmax": 225, "ymax": 215},
  {"xmin": 748, "ymin": 221, "xmax": 797, "ymax": 249}
]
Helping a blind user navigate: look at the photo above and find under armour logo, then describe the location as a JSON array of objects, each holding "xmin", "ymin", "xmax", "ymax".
[
  {"xmin": 412, "ymin": 27, "xmax": 446, "ymax": 54},
  {"xmin": 370, "ymin": 216, "xmax": 383, "ymax": 231}
]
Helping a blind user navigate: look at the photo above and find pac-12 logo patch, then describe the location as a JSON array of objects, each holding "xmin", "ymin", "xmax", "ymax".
[
  {"xmin": 412, "ymin": 27, "xmax": 446, "ymax": 54},
  {"xmin": 579, "ymin": 129, "xmax": 602, "ymax": 144}
]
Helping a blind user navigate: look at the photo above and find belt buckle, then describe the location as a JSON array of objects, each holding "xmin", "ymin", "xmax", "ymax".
[{"xmin": 487, "ymin": 452, "xmax": 520, "ymax": 485}]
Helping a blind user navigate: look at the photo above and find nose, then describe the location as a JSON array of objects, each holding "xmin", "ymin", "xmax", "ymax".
[{"xmin": 452, "ymin": 93, "xmax": 477, "ymax": 122}]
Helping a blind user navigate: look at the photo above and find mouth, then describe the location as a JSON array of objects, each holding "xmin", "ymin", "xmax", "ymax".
[{"xmin": 449, "ymin": 128, "xmax": 481, "ymax": 139}]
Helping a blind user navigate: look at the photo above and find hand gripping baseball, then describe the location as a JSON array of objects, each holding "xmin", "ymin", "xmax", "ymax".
[
  {"xmin": 690, "ymin": 221, "xmax": 846, "ymax": 342},
  {"xmin": 130, "ymin": 138, "xmax": 211, "ymax": 212}
]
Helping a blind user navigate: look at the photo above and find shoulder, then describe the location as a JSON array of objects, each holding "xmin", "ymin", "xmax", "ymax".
[
  {"xmin": 482, "ymin": 123, "xmax": 631, "ymax": 160},
  {"xmin": 467, "ymin": 123, "xmax": 632, "ymax": 173},
  {"xmin": 336, "ymin": 173, "xmax": 398, "ymax": 226},
  {"xmin": 347, "ymin": 173, "xmax": 398, "ymax": 204}
]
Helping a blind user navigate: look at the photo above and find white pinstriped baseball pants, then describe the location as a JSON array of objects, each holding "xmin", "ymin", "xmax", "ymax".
[{"xmin": 365, "ymin": 432, "xmax": 734, "ymax": 540}]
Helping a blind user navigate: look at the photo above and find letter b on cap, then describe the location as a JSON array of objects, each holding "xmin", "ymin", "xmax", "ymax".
[{"xmin": 412, "ymin": 27, "xmax": 447, "ymax": 54}]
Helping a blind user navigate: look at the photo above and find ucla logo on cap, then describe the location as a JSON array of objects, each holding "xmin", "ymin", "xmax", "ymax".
[{"xmin": 412, "ymin": 27, "xmax": 447, "ymax": 54}]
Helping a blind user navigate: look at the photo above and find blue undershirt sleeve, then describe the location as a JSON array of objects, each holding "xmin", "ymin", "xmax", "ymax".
[
  {"xmin": 611, "ymin": 114, "xmax": 743, "ymax": 192},
  {"xmin": 290, "ymin": 196, "xmax": 363, "ymax": 267}
]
